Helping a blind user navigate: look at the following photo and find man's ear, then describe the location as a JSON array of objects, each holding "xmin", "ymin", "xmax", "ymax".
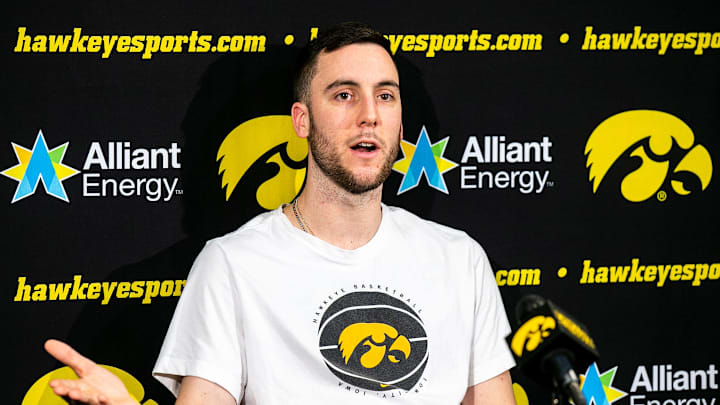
[
  {"xmin": 400, "ymin": 123, "xmax": 403, "ymax": 140},
  {"xmin": 291, "ymin": 102, "xmax": 310, "ymax": 139}
]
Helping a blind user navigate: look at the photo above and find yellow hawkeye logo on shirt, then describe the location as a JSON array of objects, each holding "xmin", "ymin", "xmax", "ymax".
[
  {"xmin": 339, "ymin": 323, "xmax": 411, "ymax": 369},
  {"xmin": 585, "ymin": 110, "xmax": 712, "ymax": 202},
  {"xmin": 217, "ymin": 115, "xmax": 307, "ymax": 209}
]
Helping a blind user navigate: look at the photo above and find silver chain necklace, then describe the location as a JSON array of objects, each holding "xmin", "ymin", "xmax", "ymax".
[{"xmin": 291, "ymin": 198, "xmax": 314, "ymax": 235}]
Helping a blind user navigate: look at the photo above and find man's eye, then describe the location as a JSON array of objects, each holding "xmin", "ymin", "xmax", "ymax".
[
  {"xmin": 378, "ymin": 93, "xmax": 394, "ymax": 101},
  {"xmin": 336, "ymin": 92, "xmax": 352, "ymax": 101}
]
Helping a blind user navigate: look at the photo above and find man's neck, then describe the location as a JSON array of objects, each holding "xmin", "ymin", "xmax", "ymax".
[{"xmin": 284, "ymin": 170, "xmax": 383, "ymax": 250}]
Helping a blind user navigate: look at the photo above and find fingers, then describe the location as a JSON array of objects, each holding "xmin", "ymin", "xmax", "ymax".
[
  {"xmin": 49, "ymin": 378, "xmax": 108, "ymax": 405},
  {"xmin": 44, "ymin": 339, "xmax": 96, "ymax": 377},
  {"xmin": 49, "ymin": 378, "xmax": 87, "ymax": 400}
]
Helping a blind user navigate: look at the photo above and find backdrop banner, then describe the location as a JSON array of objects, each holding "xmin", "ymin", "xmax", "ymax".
[{"xmin": 4, "ymin": 2, "xmax": 718, "ymax": 404}]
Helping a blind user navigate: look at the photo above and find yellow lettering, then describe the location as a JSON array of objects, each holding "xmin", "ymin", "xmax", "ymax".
[
  {"xmin": 595, "ymin": 266, "xmax": 608, "ymax": 283},
  {"xmin": 173, "ymin": 279, "xmax": 186, "ymax": 296},
  {"xmin": 101, "ymin": 281, "xmax": 118, "ymax": 305},
  {"xmin": 32, "ymin": 284, "xmax": 47, "ymax": 301},
  {"xmin": 15, "ymin": 27, "xmax": 31, "ymax": 52},
  {"xmin": 672, "ymin": 33, "xmax": 685, "ymax": 49},
  {"xmin": 31, "ymin": 35, "xmax": 47, "ymax": 52},
  {"xmin": 401, "ymin": 35, "xmax": 415, "ymax": 52},
  {"xmin": 49, "ymin": 282, "xmax": 71, "ymax": 300},
  {"xmin": 692, "ymin": 263, "xmax": 708, "ymax": 286},
  {"xmin": 86, "ymin": 282, "xmax": 101, "ymax": 299},
  {"xmin": 117, "ymin": 282, "xmax": 130, "ymax": 298},
  {"xmin": 159, "ymin": 35, "xmax": 174, "ymax": 52},
  {"xmin": 160, "ymin": 280, "xmax": 174, "ymax": 297},
  {"xmin": 670, "ymin": 264, "xmax": 683, "ymax": 281},
  {"xmin": 710, "ymin": 263, "xmax": 720, "ymax": 280},
  {"xmin": 646, "ymin": 33, "xmax": 659, "ymax": 48},
  {"xmin": 476, "ymin": 34, "xmax": 491, "ymax": 50},
  {"xmin": 101, "ymin": 35, "xmax": 118, "ymax": 58},
  {"xmin": 14, "ymin": 276, "xmax": 31, "ymax": 301},
  {"xmin": 86, "ymin": 36, "xmax": 101, "ymax": 52},
  {"xmin": 645, "ymin": 265, "xmax": 657, "ymax": 282},
  {"xmin": 496, "ymin": 269, "xmax": 541, "ymax": 286},
  {"xmin": 415, "ymin": 34, "xmax": 428, "ymax": 52},
  {"xmin": 143, "ymin": 35, "xmax": 161, "ymax": 59},
  {"xmin": 173, "ymin": 35, "xmax": 187, "ymax": 52},
  {"xmin": 495, "ymin": 270, "xmax": 507, "ymax": 286},
  {"xmin": 555, "ymin": 311, "xmax": 596, "ymax": 350},
  {"xmin": 143, "ymin": 280, "xmax": 160, "ymax": 304},
  {"xmin": 656, "ymin": 265, "xmax": 671, "ymax": 287},
  {"xmin": 580, "ymin": 260, "xmax": 594, "ymax": 284},
  {"xmin": 427, "ymin": 34, "xmax": 443, "ymax": 57},
  {"xmin": 129, "ymin": 281, "xmax": 144, "ymax": 298}
]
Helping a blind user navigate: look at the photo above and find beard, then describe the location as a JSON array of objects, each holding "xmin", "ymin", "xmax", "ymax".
[{"xmin": 308, "ymin": 115, "xmax": 400, "ymax": 195}]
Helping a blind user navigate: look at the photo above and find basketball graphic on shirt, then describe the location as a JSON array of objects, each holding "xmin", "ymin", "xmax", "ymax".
[{"xmin": 318, "ymin": 292, "xmax": 428, "ymax": 391}]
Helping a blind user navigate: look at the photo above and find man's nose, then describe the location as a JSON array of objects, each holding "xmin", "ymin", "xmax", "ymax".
[{"xmin": 357, "ymin": 95, "xmax": 379, "ymax": 127}]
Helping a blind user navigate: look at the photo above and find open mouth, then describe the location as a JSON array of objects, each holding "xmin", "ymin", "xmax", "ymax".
[{"xmin": 350, "ymin": 142, "xmax": 378, "ymax": 152}]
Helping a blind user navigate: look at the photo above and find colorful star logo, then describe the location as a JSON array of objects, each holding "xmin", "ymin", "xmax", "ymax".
[
  {"xmin": 392, "ymin": 126, "xmax": 458, "ymax": 194},
  {"xmin": 1, "ymin": 130, "xmax": 79, "ymax": 203},
  {"xmin": 580, "ymin": 363, "xmax": 627, "ymax": 405}
]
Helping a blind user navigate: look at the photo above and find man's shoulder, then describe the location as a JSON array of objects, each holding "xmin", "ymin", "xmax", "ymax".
[{"xmin": 207, "ymin": 208, "xmax": 283, "ymax": 249}]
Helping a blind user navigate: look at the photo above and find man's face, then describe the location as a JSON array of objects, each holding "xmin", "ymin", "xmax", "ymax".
[{"xmin": 305, "ymin": 43, "xmax": 402, "ymax": 194}]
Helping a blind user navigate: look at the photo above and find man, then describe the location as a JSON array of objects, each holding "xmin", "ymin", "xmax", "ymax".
[{"xmin": 45, "ymin": 22, "xmax": 517, "ymax": 405}]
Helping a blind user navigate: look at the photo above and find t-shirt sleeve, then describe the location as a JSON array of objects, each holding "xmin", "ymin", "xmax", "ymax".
[
  {"xmin": 468, "ymin": 243, "xmax": 516, "ymax": 386},
  {"xmin": 152, "ymin": 240, "xmax": 246, "ymax": 404}
]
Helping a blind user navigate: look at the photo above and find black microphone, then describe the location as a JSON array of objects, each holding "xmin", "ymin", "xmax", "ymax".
[{"xmin": 507, "ymin": 295, "xmax": 600, "ymax": 405}]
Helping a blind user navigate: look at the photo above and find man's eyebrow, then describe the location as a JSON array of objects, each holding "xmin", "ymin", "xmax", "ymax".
[
  {"xmin": 324, "ymin": 80, "xmax": 359, "ymax": 93},
  {"xmin": 376, "ymin": 80, "xmax": 400, "ymax": 89},
  {"xmin": 324, "ymin": 79, "xmax": 400, "ymax": 93}
]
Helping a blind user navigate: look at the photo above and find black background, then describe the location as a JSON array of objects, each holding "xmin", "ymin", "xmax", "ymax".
[{"xmin": 4, "ymin": 2, "xmax": 719, "ymax": 404}]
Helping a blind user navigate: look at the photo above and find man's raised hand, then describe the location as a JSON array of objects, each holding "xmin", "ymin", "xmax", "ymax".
[{"xmin": 44, "ymin": 339, "xmax": 138, "ymax": 405}]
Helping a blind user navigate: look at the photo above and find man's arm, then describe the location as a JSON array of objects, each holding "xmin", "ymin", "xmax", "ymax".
[
  {"xmin": 45, "ymin": 339, "xmax": 236, "ymax": 405},
  {"xmin": 461, "ymin": 370, "xmax": 516, "ymax": 405},
  {"xmin": 176, "ymin": 376, "xmax": 236, "ymax": 405}
]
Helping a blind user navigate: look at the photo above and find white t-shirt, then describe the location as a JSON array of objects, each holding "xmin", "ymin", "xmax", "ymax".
[{"xmin": 153, "ymin": 205, "xmax": 515, "ymax": 404}]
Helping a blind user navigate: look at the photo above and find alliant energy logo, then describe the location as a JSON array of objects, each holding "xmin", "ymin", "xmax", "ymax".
[
  {"xmin": 392, "ymin": 126, "xmax": 457, "ymax": 194},
  {"xmin": 630, "ymin": 364, "xmax": 717, "ymax": 405},
  {"xmin": 1, "ymin": 130, "xmax": 79, "ymax": 203},
  {"xmin": 578, "ymin": 363, "xmax": 718, "ymax": 405},
  {"xmin": 585, "ymin": 110, "xmax": 712, "ymax": 202},
  {"xmin": 23, "ymin": 365, "xmax": 157, "ymax": 404},
  {"xmin": 580, "ymin": 363, "xmax": 628, "ymax": 405},
  {"xmin": 83, "ymin": 140, "xmax": 181, "ymax": 201},
  {"xmin": 2, "ymin": 129, "xmax": 182, "ymax": 203},
  {"xmin": 392, "ymin": 127, "xmax": 553, "ymax": 195},
  {"xmin": 217, "ymin": 115, "xmax": 307, "ymax": 209},
  {"xmin": 460, "ymin": 134, "xmax": 553, "ymax": 194}
]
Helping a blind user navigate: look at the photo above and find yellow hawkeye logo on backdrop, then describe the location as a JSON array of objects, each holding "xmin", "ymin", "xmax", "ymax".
[
  {"xmin": 585, "ymin": 110, "xmax": 712, "ymax": 202},
  {"xmin": 217, "ymin": 115, "xmax": 307, "ymax": 209}
]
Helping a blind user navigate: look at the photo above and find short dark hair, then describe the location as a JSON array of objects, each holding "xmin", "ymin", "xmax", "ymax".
[{"xmin": 293, "ymin": 22, "xmax": 395, "ymax": 104}]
